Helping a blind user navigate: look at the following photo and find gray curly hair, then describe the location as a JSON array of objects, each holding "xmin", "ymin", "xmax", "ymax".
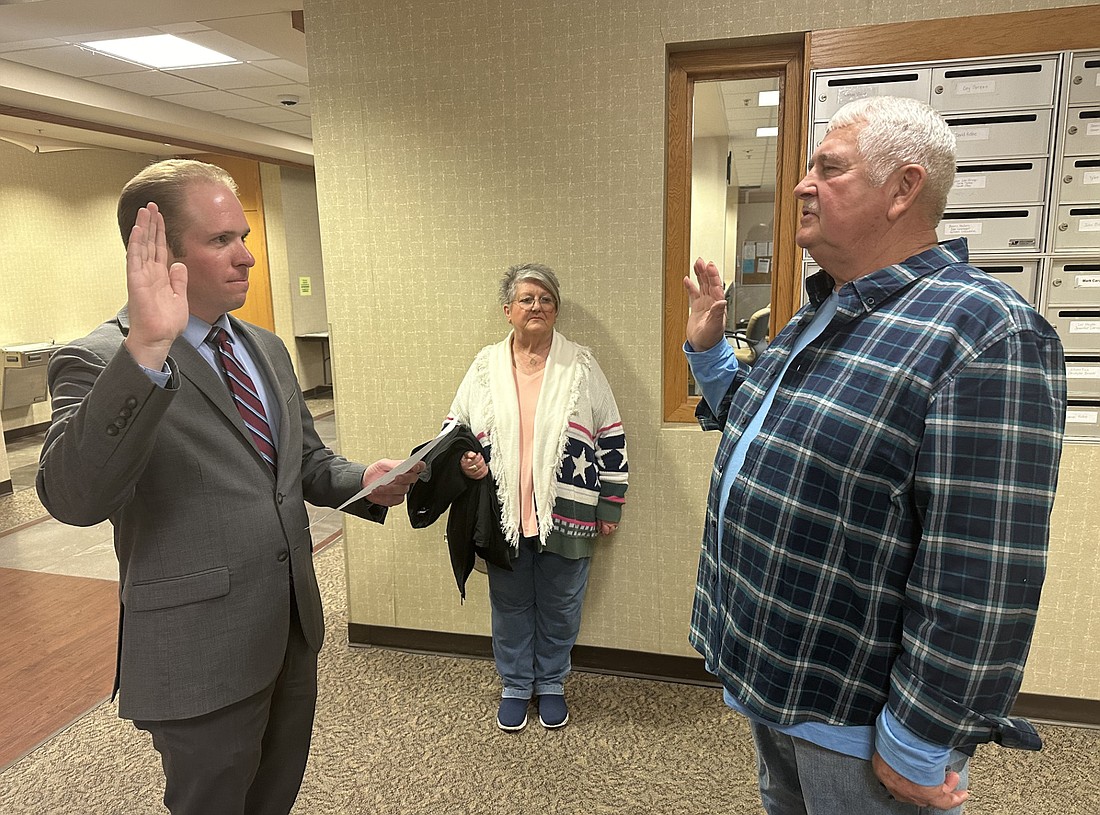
[{"xmin": 498, "ymin": 262, "xmax": 561, "ymax": 310}]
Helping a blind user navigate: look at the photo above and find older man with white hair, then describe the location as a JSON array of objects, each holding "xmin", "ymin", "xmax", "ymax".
[{"xmin": 684, "ymin": 96, "xmax": 1066, "ymax": 813}]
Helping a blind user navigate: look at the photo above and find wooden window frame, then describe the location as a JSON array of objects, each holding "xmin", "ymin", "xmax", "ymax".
[{"xmin": 662, "ymin": 40, "xmax": 807, "ymax": 423}]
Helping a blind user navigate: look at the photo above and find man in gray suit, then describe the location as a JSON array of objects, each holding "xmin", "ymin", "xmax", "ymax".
[{"xmin": 37, "ymin": 159, "xmax": 421, "ymax": 815}]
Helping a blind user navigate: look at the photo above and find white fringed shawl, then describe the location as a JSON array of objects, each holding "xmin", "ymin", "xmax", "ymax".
[{"xmin": 452, "ymin": 330, "xmax": 591, "ymax": 546}]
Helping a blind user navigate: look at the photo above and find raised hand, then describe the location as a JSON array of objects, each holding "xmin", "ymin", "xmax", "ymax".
[
  {"xmin": 683, "ymin": 257, "xmax": 728, "ymax": 353},
  {"xmin": 123, "ymin": 202, "xmax": 189, "ymax": 370}
]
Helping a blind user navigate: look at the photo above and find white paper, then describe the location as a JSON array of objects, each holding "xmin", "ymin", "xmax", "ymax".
[
  {"xmin": 954, "ymin": 126, "xmax": 989, "ymax": 142},
  {"xmin": 953, "ymin": 176, "xmax": 987, "ymax": 189},
  {"xmin": 956, "ymin": 79, "xmax": 995, "ymax": 95},
  {"xmin": 337, "ymin": 420, "xmax": 460, "ymax": 510},
  {"xmin": 1066, "ymin": 365, "xmax": 1100, "ymax": 379},
  {"xmin": 944, "ymin": 222, "xmax": 982, "ymax": 236},
  {"xmin": 337, "ymin": 420, "xmax": 460, "ymax": 511},
  {"xmin": 1066, "ymin": 410, "xmax": 1099, "ymax": 424}
]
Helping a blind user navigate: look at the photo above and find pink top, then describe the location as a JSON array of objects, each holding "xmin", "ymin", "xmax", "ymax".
[{"xmin": 513, "ymin": 365, "xmax": 545, "ymax": 537}]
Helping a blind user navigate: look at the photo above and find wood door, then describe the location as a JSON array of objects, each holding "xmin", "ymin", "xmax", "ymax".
[{"xmin": 193, "ymin": 153, "xmax": 276, "ymax": 332}]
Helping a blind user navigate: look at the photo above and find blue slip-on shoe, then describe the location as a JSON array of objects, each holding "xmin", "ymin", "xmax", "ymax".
[
  {"xmin": 497, "ymin": 697, "xmax": 529, "ymax": 731},
  {"xmin": 538, "ymin": 694, "xmax": 569, "ymax": 729}
]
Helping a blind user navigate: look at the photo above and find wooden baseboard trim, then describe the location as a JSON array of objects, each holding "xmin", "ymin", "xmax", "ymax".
[
  {"xmin": 3, "ymin": 421, "xmax": 48, "ymax": 442},
  {"xmin": 1013, "ymin": 693, "xmax": 1100, "ymax": 729},
  {"xmin": 347, "ymin": 625, "xmax": 1100, "ymax": 727},
  {"xmin": 350, "ymin": 624, "xmax": 717, "ymax": 687},
  {"xmin": 303, "ymin": 385, "xmax": 333, "ymax": 400},
  {"xmin": 0, "ymin": 480, "xmax": 11, "ymax": 497}
]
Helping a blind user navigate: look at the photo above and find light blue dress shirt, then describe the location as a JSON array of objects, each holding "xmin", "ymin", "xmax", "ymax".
[{"xmin": 139, "ymin": 315, "xmax": 281, "ymax": 445}]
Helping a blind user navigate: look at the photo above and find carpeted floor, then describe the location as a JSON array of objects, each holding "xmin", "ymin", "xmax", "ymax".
[{"xmin": 1, "ymin": 540, "xmax": 1098, "ymax": 814}]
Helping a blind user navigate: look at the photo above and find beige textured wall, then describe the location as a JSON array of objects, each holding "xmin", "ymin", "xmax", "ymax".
[
  {"xmin": 258, "ymin": 163, "xmax": 301, "ymax": 381},
  {"xmin": 303, "ymin": 0, "xmax": 1099, "ymax": 699},
  {"xmin": 0, "ymin": 141, "xmax": 154, "ymax": 431},
  {"xmin": 259, "ymin": 163, "xmax": 331, "ymax": 392}
]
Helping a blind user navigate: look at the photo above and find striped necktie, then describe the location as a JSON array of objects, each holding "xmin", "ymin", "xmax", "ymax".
[{"xmin": 207, "ymin": 327, "xmax": 278, "ymax": 474}]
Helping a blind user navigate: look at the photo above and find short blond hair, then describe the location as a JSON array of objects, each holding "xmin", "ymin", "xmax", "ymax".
[{"xmin": 117, "ymin": 159, "xmax": 238, "ymax": 256}]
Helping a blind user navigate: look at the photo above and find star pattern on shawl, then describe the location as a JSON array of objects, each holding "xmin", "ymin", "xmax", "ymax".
[
  {"xmin": 600, "ymin": 447, "xmax": 627, "ymax": 471},
  {"xmin": 571, "ymin": 450, "xmax": 593, "ymax": 485}
]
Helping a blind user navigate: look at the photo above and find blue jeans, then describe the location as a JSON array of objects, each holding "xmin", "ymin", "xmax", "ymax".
[
  {"xmin": 750, "ymin": 721, "xmax": 970, "ymax": 815},
  {"xmin": 486, "ymin": 537, "xmax": 591, "ymax": 699}
]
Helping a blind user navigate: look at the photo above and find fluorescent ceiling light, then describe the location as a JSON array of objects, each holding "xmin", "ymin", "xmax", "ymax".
[
  {"xmin": 756, "ymin": 126, "xmax": 778, "ymax": 138},
  {"xmin": 758, "ymin": 90, "xmax": 780, "ymax": 107},
  {"xmin": 82, "ymin": 34, "xmax": 238, "ymax": 70}
]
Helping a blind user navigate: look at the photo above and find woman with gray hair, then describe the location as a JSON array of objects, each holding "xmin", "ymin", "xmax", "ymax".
[{"xmin": 445, "ymin": 262, "xmax": 629, "ymax": 731}]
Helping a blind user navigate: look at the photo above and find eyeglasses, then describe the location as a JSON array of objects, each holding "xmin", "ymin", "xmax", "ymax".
[{"xmin": 513, "ymin": 295, "xmax": 557, "ymax": 311}]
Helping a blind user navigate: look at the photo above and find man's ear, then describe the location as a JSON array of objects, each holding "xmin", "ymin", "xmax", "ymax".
[{"xmin": 887, "ymin": 164, "xmax": 927, "ymax": 222}]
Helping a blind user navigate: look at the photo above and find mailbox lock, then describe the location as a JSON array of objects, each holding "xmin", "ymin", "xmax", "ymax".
[
  {"xmin": 1058, "ymin": 223, "xmax": 1069, "ymax": 232},
  {"xmin": 1052, "ymin": 278, "xmax": 1063, "ymax": 287},
  {"xmin": 1065, "ymin": 175, "xmax": 1074, "ymax": 184},
  {"xmin": 934, "ymin": 85, "xmax": 944, "ymax": 94},
  {"xmin": 1069, "ymin": 126, "xmax": 1078, "ymax": 135},
  {"xmin": 1073, "ymin": 75, "xmax": 1083, "ymax": 85},
  {"xmin": 818, "ymin": 94, "xmax": 827, "ymax": 102}
]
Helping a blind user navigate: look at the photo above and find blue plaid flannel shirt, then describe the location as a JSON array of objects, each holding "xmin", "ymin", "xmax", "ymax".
[{"xmin": 690, "ymin": 239, "xmax": 1066, "ymax": 750}]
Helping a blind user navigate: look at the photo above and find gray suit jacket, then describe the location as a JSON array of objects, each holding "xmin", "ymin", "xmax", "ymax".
[{"xmin": 37, "ymin": 309, "xmax": 384, "ymax": 721}]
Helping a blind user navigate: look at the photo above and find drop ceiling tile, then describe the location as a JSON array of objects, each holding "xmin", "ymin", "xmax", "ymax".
[
  {"xmin": 70, "ymin": 27, "xmax": 162, "ymax": 44},
  {"xmin": 264, "ymin": 119, "xmax": 313, "ymax": 137},
  {"xmin": 232, "ymin": 83, "xmax": 309, "ymax": 106},
  {"xmin": 155, "ymin": 22, "xmax": 209, "ymax": 36},
  {"xmin": 181, "ymin": 30, "xmax": 274, "ymax": 63},
  {"xmin": 90, "ymin": 69, "xmax": 208, "ymax": 95},
  {"xmin": 283, "ymin": 102, "xmax": 310, "ymax": 118},
  {"xmin": 251, "ymin": 58, "xmax": 307, "ymax": 84},
  {"xmin": 0, "ymin": 38, "xmax": 66, "ymax": 53},
  {"xmin": 1, "ymin": 44, "xmax": 145, "ymax": 76},
  {"xmin": 226, "ymin": 106, "xmax": 305, "ymax": 125},
  {"xmin": 167, "ymin": 62, "xmax": 286, "ymax": 90},
  {"xmin": 156, "ymin": 88, "xmax": 268, "ymax": 113}
]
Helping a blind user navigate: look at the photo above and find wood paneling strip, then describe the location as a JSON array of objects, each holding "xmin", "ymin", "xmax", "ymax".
[{"xmin": 810, "ymin": 5, "xmax": 1100, "ymax": 70}]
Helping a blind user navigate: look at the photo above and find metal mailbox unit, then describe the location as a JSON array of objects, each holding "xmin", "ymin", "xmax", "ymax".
[
  {"xmin": 808, "ymin": 47, "xmax": 1100, "ymax": 442},
  {"xmin": 1, "ymin": 342, "xmax": 59, "ymax": 411},
  {"xmin": 1051, "ymin": 50, "xmax": 1100, "ymax": 440},
  {"xmin": 971, "ymin": 260, "xmax": 1041, "ymax": 304},
  {"xmin": 934, "ymin": 57, "xmax": 1057, "ymax": 257},
  {"xmin": 946, "ymin": 110, "xmax": 1053, "ymax": 160}
]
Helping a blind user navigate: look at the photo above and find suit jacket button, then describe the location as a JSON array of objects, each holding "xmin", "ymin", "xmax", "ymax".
[
  {"xmin": 126, "ymin": 397, "xmax": 138, "ymax": 408},
  {"xmin": 276, "ymin": 493, "xmax": 284, "ymax": 504},
  {"xmin": 114, "ymin": 417, "xmax": 127, "ymax": 429},
  {"xmin": 106, "ymin": 425, "xmax": 119, "ymax": 436},
  {"xmin": 119, "ymin": 407, "xmax": 132, "ymax": 418},
  {"xmin": 277, "ymin": 551, "xmax": 289, "ymax": 562}
]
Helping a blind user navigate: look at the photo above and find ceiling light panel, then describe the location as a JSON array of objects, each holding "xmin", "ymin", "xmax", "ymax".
[{"xmin": 82, "ymin": 34, "xmax": 238, "ymax": 70}]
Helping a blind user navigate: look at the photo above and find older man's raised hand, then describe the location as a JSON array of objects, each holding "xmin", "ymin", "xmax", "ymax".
[{"xmin": 683, "ymin": 257, "xmax": 728, "ymax": 353}]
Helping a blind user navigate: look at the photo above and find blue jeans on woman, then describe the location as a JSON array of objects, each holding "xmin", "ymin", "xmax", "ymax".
[{"xmin": 487, "ymin": 536, "xmax": 591, "ymax": 699}]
